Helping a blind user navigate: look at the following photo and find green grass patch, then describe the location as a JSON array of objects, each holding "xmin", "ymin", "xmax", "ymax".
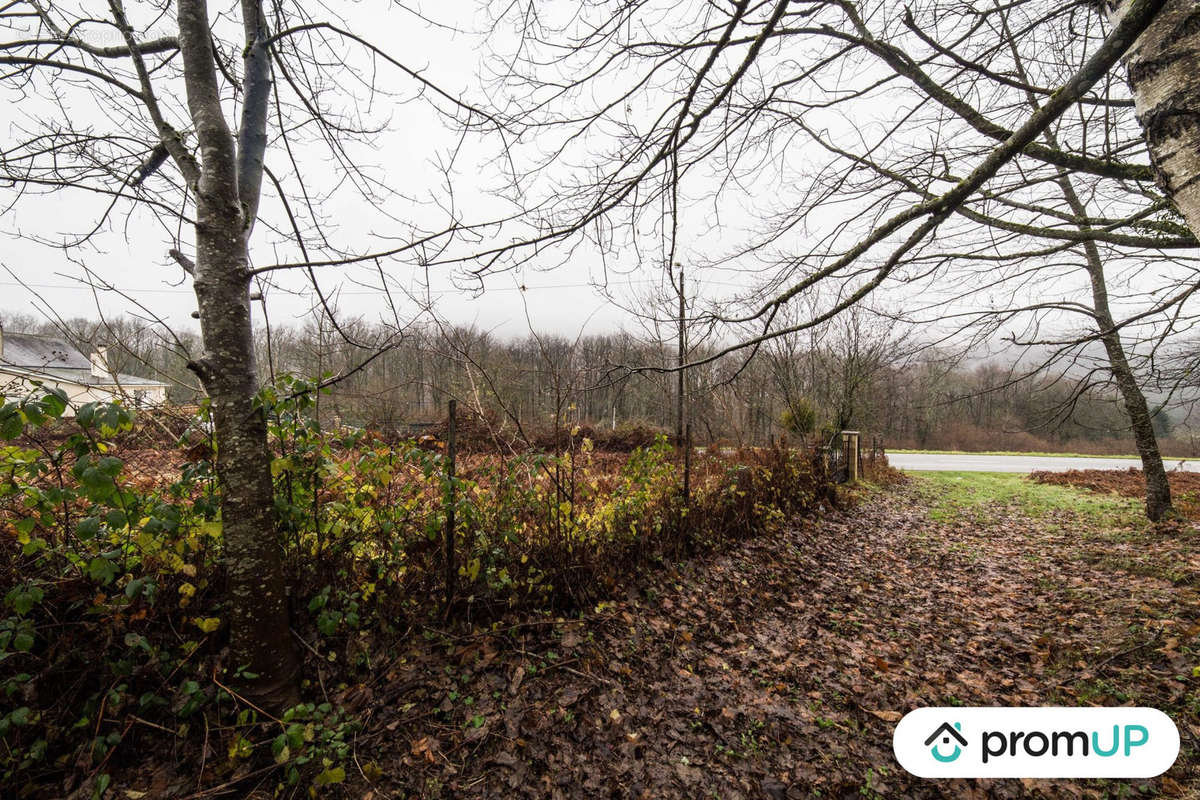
[
  {"xmin": 914, "ymin": 471, "xmax": 1144, "ymax": 526},
  {"xmin": 891, "ymin": 448, "xmax": 1192, "ymax": 461}
]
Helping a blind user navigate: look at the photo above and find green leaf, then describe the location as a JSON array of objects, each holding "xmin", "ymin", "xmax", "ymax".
[
  {"xmin": 6, "ymin": 585, "xmax": 43, "ymax": 615},
  {"xmin": 0, "ymin": 406, "xmax": 24, "ymax": 440},
  {"xmin": 285, "ymin": 722, "xmax": 306, "ymax": 749},
  {"xmin": 86, "ymin": 557, "xmax": 118, "ymax": 585},
  {"xmin": 75, "ymin": 517, "xmax": 102, "ymax": 541},
  {"xmin": 97, "ymin": 456, "xmax": 124, "ymax": 477},
  {"xmin": 41, "ymin": 388, "xmax": 68, "ymax": 418},
  {"xmin": 80, "ymin": 467, "xmax": 112, "ymax": 491},
  {"xmin": 76, "ymin": 403, "xmax": 97, "ymax": 427},
  {"xmin": 314, "ymin": 766, "xmax": 345, "ymax": 785}
]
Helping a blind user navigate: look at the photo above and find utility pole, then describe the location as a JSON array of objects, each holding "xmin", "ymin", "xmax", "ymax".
[{"xmin": 675, "ymin": 264, "xmax": 686, "ymax": 446}]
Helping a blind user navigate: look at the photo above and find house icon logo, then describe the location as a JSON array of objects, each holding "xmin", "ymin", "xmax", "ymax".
[{"xmin": 924, "ymin": 721, "xmax": 967, "ymax": 762}]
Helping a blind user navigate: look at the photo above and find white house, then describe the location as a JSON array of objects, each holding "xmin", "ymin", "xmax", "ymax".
[{"xmin": 0, "ymin": 330, "xmax": 170, "ymax": 415}]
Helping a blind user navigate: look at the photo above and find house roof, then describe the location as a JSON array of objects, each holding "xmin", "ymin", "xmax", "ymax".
[
  {"xmin": 2, "ymin": 332, "xmax": 91, "ymax": 370},
  {"xmin": 0, "ymin": 332, "xmax": 169, "ymax": 388}
]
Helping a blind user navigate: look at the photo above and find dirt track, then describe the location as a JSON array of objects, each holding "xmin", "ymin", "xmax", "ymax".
[{"xmin": 358, "ymin": 480, "xmax": 1199, "ymax": 798}]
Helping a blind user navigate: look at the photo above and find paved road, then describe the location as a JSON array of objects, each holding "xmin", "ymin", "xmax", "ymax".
[{"xmin": 888, "ymin": 452, "xmax": 1200, "ymax": 473}]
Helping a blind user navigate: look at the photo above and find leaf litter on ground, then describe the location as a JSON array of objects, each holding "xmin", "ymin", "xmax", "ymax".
[{"xmin": 354, "ymin": 476, "xmax": 1199, "ymax": 799}]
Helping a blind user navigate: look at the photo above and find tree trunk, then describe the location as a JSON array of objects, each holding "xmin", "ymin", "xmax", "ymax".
[
  {"xmin": 1103, "ymin": 338, "xmax": 1175, "ymax": 521},
  {"xmin": 1004, "ymin": 8, "xmax": 1176, "ymax": 522},
  {"xmin": 1055, "ymin": 173, "xmax": 1174, "ymax": 520},
  {"xmin": 1089, "ymin": 290, "xmax": 1174, "ymax": 521},
  {"xmin": 178, "ymin": 0, "xmax": 300, "ymax": 707},
  {"xmin": 1113, "ymin": 0, "xmax": 1200, "ymax": 234},
  {"xmin": 193, "ymin": 222, "xmax": 300, "ymax": 706}
]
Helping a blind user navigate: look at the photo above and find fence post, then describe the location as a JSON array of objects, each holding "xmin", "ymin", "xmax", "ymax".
[
  {"xmin": 683, "ymin": 423, "xmax": 692, "ymax": 509},
  {"xmin": 443, "ymin": 399, "xmax": 457, "ymax": 615},
  {"xmin": 843, "ymin": 430, "xmax": 860, "ymax": 482}
]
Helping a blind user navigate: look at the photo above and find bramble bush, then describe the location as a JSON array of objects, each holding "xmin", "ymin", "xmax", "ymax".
[{"xmin": 0, "ymin": 380, "xmax": 833, "ymax": 797}]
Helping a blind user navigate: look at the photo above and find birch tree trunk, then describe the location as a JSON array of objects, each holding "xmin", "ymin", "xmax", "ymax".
[
  {"xmin": 1113, "ymin": 0, "xmax": 1200, "ymax": 234},
  {"xmin": 177, "ymin": 0, "xmax": 300, "ymax": 707}
]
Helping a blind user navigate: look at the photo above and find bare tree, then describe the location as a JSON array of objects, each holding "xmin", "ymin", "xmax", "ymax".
[
  {"xmin": 0, "ymin": 0, "xmax": 492, "ymax": 704},
  {"xmin": 477, "ymin": 0, "xmax": 1191, "ymax": 518}
]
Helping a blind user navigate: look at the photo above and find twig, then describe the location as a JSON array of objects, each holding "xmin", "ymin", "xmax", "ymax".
[
  {"xmin": 556, "ymin": 664, "xmax": 618, "ymax": 686},
  {"xmin": 125, "ymin": 714, "xmax": 177, "ymax": 735},
  {"xmin": 211, "ymin": 668, "xmax": 283, "ymax": 725},
  {"xmin": 1092, "ymin": 634, "xmax": 1160, "ymax": 670}
]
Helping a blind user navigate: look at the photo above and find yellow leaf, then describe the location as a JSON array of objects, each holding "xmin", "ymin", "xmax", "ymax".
[
  {"xmin": 193, "ymin": 617, "xmax": 221, "ymax": 634},
  {"xmin": 314, "ymin": 766, "xmax": 345, "ymax": 785}
]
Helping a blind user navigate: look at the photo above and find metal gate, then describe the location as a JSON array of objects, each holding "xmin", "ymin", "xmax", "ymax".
[{"xmin": 824, "ymin": 430, "xmax": 849, "ymax": 483}]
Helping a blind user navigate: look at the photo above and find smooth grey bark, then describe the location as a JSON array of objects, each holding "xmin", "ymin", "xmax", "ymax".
[
  {"xmin": 177, "ymin": 0, "xmax": 300, "ymax": 707},
  {"xmin": 1112, "ymin": 0, "xmax": 1200, "ymax": 235}
]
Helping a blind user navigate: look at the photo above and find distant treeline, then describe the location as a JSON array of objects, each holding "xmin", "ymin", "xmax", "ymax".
[{"xmin": 4, "ymin": 311, "xmax": 1188, "ymax": 456}]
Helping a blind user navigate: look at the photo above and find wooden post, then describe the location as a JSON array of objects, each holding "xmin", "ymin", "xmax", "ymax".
[
  {"xmin": 676, "ymin": 265, "xmax": 686, "ymax": 446},
  {"xmin": 842, "ymin": 430, "xmax": 860, "ymax": 482},
  {"xmin": 443, "ymin": 399, "xmax": 457, "ymax": 615},
  {"xmin": 683, "ymin": 423, "xmax": 692, "ymax": 507},
  {"xmin": 681, "ymin": 422, "xmax": 692, "ymax": 539}
]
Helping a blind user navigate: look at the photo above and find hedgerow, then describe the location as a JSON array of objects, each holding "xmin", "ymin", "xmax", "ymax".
[{"xmin": 0, "ymin": 380, "xmax": 832, "ymax": 797}]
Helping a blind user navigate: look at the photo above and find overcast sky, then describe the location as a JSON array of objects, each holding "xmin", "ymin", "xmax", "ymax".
[
  {"xmin": 0, "ymin": 1, "xmax": 684, "ymax": 339},
  {"xmin": 0, "ymin": 0, "xmax": 1192, "ymax": 379}
]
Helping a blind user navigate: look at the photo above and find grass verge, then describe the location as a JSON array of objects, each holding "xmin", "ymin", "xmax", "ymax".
[
  {"xmin": 913, "ymin": 471, "xmax": 1144, "ymax": 526},
  {"xmin": 890, "ymin": 448, "xmax": 1194, "ymax": 461}
]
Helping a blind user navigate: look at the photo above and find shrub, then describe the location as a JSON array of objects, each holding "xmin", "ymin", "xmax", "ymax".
[
  {"xmin": 780, "ymin": 398, "xmax": 818, "ymax": 436},
  {"xmin": 0, "ymin": 380, "xmax": 834, "ymax": 796}
]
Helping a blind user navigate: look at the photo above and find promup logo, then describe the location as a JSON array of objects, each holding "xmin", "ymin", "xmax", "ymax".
[
  {"xmin": 924, "ymin": 722, "xmax": 966, "ymax": 763},
  {"xmin": 893, "ymin": 707, "xmax": 1179, "ymax": 778}
]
